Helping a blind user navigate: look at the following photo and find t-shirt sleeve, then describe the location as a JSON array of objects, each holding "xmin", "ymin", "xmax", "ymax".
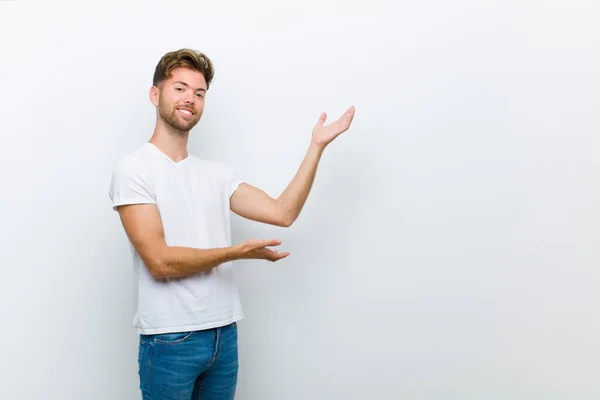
[
  {"xmin": 227, "ymin": 166, "xmax": 246, "ymax": 198},
  {"xmin": 108, "ymin": 156, "xmax": 156, "ymax": 211}
]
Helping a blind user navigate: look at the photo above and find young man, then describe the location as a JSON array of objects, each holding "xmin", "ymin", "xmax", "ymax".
[{"xmin": 109, "ymin": 48, "xmax": 355, "ymax": 400}]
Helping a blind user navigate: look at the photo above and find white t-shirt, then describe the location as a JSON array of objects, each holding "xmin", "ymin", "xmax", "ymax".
[{"xmin": 108, "ymin": 142, "xmax": 245, "ymax": 335}]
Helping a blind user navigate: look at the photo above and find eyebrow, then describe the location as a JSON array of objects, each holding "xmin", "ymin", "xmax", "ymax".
[{"xmin": 173, "ymin": 81, "xmax": 206, "ymax": 92}]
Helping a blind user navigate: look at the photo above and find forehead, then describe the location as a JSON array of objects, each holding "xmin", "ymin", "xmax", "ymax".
[{"xmin": 167, "ymin": 67, "xmax": 207, "ymax": 90}]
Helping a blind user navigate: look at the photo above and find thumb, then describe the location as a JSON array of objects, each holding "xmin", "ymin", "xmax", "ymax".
[{"xmin": 315, "ymin": 112, "xmax": 327, "ymax": 127}]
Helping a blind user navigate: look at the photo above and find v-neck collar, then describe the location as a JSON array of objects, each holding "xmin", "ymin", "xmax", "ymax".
[{"xmin": 146, "ymin": 142, "xmax": 189, "ymax": 165}]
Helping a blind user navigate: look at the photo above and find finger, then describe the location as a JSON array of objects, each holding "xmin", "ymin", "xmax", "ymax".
[
  {"xmin": 258, "ymin": 239, "xmax": 282, "ymax": 247},
  {"xmin": 334, "ymin": 108, "xmax": 355, "ymax": 131},
  {"xmin": 315, "ymin": 112, "xmax": 327, "ymax": 127},
  {"xmin": 270, "ymin": 251, "xmax": 290, "ymax": 261},
  {"xmin": 343, "ymin": 106, "xmax": 355, "ymax": 121}
]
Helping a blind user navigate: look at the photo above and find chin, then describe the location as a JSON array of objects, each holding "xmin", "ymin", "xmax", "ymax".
[
  {"xmin": 161, "ymin": 113, "xmax": 200, "ymax": 133},
  {"xmin": 170, "ymin": 121, "xmax": 198, "ymax": 133}
]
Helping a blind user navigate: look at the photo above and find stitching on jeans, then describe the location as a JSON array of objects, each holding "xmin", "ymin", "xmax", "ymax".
[
  {"xmin": 147, "ymin": 343, "xmax": 153, "ymax": 399},
  {"xmin": 206, "ymin": 329, "xmax": 220, "ymax": 370},
  {"xmin": 198, "ymin": 380, "xmax": 204, "ymax": 400},
  {"xmin": 153, "ymin": 331, "xmax": 194, "ymax": 345},
  {"xmin": 213, "ymin": 339, "xmax": 224, "ymax": 363}
]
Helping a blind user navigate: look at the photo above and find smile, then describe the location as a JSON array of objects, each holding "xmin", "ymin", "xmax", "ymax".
[{"xmin": 177, "ymin": 108, "xmax": 193, "ymax": 116}]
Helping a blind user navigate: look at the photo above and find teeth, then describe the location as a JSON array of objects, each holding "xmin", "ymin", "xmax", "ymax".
[{"xmin": 178, "ymin": 109, "xmax": 192, "ymax": 115}]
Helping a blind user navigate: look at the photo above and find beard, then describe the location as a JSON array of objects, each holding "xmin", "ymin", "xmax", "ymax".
[{"xmin": 158, "ymin": 101, "xmax": 201, "ymax": 134}]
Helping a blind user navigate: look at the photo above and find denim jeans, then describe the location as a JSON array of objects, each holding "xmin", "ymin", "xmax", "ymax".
[{"xmin": 138, "ymin": 322, "xmax": 239, "ymax": 400}]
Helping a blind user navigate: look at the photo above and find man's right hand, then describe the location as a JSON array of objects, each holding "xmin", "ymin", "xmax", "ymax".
[{"xmin": 236, "ymin": 239, "xmax": 290, "ymax": 262}]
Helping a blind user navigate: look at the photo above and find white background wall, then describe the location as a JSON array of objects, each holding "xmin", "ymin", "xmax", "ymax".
[{"xmin": 1, "ymin": 1, "xmax": 599, "ymax": 399}]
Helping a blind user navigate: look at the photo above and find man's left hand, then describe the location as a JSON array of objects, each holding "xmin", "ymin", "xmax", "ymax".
[{"xmin": 311, "ymin": 106, "xmax": 355, "ymax": 148}]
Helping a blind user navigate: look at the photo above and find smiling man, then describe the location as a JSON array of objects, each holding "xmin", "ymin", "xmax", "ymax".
[{"xmin": 108, "ymin": 48, "xmax": 355, "ymax": 400}]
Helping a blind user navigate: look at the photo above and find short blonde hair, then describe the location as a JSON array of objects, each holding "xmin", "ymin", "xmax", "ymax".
[{"xmin": 153, "ymin": 48, "xmax": 215, "ymax": 89}]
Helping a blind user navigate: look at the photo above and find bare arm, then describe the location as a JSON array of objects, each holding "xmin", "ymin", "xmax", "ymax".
[
  {"xmin": 231, "ymin": 106, "xmax": 355, "ymax": 227},
  {"xmin": 117, "ymin": 203, "xmax": 288, "ymax": 280},
  {"xmin": 231, "ymin": 143, "xmax": 323, "ymax": 227}
]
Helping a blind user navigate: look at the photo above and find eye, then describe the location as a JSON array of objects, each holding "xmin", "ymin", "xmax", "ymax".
[{"xmin": 196, "ymin": 93, "xmax": 204, "ymax": 98}]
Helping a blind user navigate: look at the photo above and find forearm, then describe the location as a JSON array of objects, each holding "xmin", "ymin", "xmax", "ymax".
[
  {"xmin": 154, "ymin": 245, "xmax": 241, "ymax": 279},
  {"xmin": 276, "ymin": 142, "xmax": 325, "ymax": 225}
]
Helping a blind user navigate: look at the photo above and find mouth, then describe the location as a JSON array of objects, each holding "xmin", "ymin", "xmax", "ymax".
[{"xmin": 176, "ymin": 108, "xmax": 194, "ymax": 118}]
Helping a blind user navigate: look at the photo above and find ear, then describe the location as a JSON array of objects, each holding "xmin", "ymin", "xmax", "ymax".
[{"xmin": 149, "ymin": 86, "xmax": 159, "ymax": 107}]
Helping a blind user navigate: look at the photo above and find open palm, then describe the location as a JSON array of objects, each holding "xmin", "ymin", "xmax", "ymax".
[{"xmin": 312, "ymin": 106, "xmax": 355, "ymax": 147}]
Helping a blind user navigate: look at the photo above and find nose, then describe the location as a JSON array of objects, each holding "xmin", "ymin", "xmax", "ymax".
[{"xmin": 183, "ymin": 91, "xmax": 196, "ymax": 105}]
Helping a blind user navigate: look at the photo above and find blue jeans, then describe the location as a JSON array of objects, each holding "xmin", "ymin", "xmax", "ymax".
[{"xmin": 138, "ymin": 322, "xmax": 239, "ymax": 400}]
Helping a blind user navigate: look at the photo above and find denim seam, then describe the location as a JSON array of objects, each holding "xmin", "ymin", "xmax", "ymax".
[
  {"xmin": 206, "ymin": 328, "xmax": 221, "ymax": 370},
  {"xmin": 147, "ymin": 342, "xmax": 153, "ymax": 400},
  {"xmin": 153, "ymin": 331, "xmax": 194, "ymax": 345},
  {"xmin": 197, "ymin": 380, "xmax": 204, "ymax": 400}
]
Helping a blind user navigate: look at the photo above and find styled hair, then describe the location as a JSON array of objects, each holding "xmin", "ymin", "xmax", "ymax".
[{"xmin": 152, "ymin": 48, "xmax": 215, "ymax": 89}]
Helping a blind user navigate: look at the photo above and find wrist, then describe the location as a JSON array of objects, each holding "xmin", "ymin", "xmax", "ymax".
[
  {"xmin": 230, "ymin": 244, "xmax": 245, "ymax": 261},
  {"xmin": 309, "ymin": 140, "xmax": 326, "ymax": 155}
]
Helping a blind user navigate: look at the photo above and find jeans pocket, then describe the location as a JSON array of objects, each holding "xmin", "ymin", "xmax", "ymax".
[{"xmin": 153, "ymin": 331, "xmax": 193, "ymax": 344}]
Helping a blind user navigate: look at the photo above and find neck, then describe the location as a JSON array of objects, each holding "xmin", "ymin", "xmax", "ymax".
[{"xmin": 149, "ymin": 117, "xmax": 189, "ymax": 162}]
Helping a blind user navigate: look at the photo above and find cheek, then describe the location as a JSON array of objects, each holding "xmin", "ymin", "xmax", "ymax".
[
  {"xmin": 162, "ymin": 91, "xmax": 183, "ymax": 105},
  {"xmin": 159, "ymin": 94, "xmax": 175, "ymax": 109}
]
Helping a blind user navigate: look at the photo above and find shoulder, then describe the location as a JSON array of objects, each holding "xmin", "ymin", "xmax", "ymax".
[
  {"xmin": 109, "ymin": 145, "xmax": 157, "ymax": 206},
  {"xmin": 112, "ymin": 145, "xmax": 154, "ymax": 176},
  {"xmin": 109, "ymin": 145, "xmax": 156, "ymax": 191}
]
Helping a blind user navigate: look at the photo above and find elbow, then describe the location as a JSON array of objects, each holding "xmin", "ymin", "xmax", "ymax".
[
  {"xmin": 147, "ymin": 261, "xmax": 167, "ymax": 280},
  {"xmin": 279, "ymin": 214, "xmax": 296, "ymax": 228},
  {"xmin": 149, "ymin": 265, "xmax": 167, "ymax": 280},
  {"xmin": 145, "ymin": 253, "xmax": 170, "ymax": 280},
  {"xmin": 274, "ymin": 203, "xmax": 296, "ymax": 227}
]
